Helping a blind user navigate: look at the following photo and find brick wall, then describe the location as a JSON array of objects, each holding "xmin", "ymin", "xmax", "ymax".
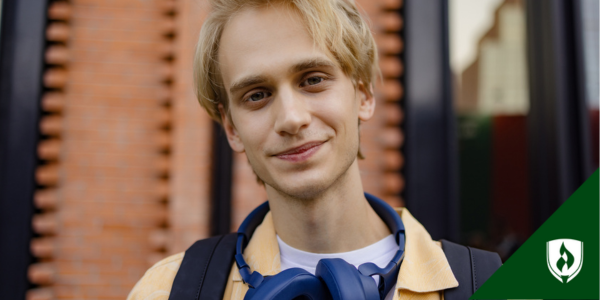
[{"xmin": 26, "ymin": 0, "xmax": 405, "ymax": 299}]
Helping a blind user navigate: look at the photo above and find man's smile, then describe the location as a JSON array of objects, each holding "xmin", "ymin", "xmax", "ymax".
[{"xmin": 272, "ymin": 140, "xmax": 326, "ymax": 163}]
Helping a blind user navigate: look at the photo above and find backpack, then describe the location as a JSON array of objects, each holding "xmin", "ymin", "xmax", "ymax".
[{"xmin": 167, "ymin": 233, "xmax": 503, "ymax": 300}]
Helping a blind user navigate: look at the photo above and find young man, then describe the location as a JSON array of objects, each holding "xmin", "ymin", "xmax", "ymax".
[{"xmin": 128, "ymin": 0, "xmax": 500, "ymax": 299}]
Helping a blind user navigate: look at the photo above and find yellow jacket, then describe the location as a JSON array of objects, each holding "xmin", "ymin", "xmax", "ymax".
[{"xmin": 127, "ymin": 208, "xmax": 458, "ymax": 300}]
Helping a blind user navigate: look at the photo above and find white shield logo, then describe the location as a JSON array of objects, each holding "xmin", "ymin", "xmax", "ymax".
[{"xmin": 546, "ymin": 239, "xmax": 583, "ymax": 283}]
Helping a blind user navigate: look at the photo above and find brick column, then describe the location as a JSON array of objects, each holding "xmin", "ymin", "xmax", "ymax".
[
  {"xmin": 356, "ymin": 0, "xmax": 405, "ymax": 207},
  {"xmin": 28, "ymin": 0, "xmax": 182, "ymax": 298},
  {"xmin": 169, "ymin": 0, "xmax": 214, "ymax": 254}
]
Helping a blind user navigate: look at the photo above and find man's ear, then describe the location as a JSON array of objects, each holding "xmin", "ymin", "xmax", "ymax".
[
  {"xmin": 219, "ymin": 104, "xmax": 245, "ymax": 153},
  {"xmin": 357, "ymin": 81, "xmax": 376, "ymax": 122}
]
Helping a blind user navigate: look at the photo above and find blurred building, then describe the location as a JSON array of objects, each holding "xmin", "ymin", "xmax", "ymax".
[{"xmin": 459, "ymin": 0, "xmax": 529, "ymax": 115}]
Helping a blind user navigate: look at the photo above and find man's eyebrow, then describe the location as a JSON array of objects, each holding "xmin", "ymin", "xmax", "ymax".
[
  {"xmin": 228, "ymin": 58, "xmax": 336, "ymax": 96},
  {"xmin": 229, "ymin": 75, "xmax": 269, "ymax": 95},
  {"xmin": 289, "ymin": 58, "xmax": 337, "ymax": 74}
]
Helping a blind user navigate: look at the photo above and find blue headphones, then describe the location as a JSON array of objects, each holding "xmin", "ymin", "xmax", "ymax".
[{"xmin": 235, "ymin": 193, "xmax": 406, "ymax": 300}]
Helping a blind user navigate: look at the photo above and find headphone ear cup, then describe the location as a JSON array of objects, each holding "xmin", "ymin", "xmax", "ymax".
[
  {"xmin": 243, "ymin": 268, "xmax": 332, "ymax": 300},
  {"xmin": 316, "ymin": 259, "xmax": 380, "ymax": 300}
]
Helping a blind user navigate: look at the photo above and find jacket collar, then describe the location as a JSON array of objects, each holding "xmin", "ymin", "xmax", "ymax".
[
  {"xmin": 394, "ymin": 208, "xmax": 458, "ymax": 293},
  {"xmin": 232, "ymin": 207, "xmax": 458, "ymax": 294}
]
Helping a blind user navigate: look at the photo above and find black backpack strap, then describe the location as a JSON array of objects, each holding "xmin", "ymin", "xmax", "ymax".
[
  {"xmin": 441, "ymin": 239, "xmax": 503, "ymax": 300},
  {"xmin": 169, "ymin": 233, "xmax": 237, "ymax": 300}
]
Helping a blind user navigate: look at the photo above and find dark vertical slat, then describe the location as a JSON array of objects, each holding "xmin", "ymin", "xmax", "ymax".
[
  {"xmin": 525, "ymin": 0, "xmax": 590, "ymax": 230},
  {"xmin": 570, "ymin": 0, "xmax": 595, "ymax": 179},
  {"xmin": 442, "ymin": 0, "xmax": 460, "ymax": 243},
  {"xmin": 402, "ymin": 0, "xmax": 458, "ymax": 241},
  {"xmin": 210, "ymin": 122, "xmax": 233, "ymax": 236},
  {"xmin": 0, "ymin": 0, "xmax": 48, "ymax": 298}
]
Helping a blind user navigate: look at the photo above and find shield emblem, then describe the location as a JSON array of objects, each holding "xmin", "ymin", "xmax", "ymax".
[{"xmin": 546, "ymin": 239, "xmax": 583, "ymax": 283}]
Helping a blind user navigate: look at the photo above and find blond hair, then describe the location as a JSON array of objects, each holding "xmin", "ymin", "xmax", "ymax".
[{"xmin": 194, "ymin": 0, "xmax": 379, "ymax": 124}]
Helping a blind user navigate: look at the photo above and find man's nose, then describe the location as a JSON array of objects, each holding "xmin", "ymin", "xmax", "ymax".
[{"xmin": 273, "ymin": 88, "xmax": 311, "ymax": 135}]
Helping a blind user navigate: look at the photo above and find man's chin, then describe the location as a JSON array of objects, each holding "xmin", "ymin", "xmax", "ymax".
[{"xmin": 266, "ymin": 175, "xmax": 332, "ymax": 201}]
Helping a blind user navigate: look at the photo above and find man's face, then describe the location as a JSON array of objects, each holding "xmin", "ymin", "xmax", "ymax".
[{"xmin": 218, "ymin": 4, "xmax": 375, "ymax": 199}]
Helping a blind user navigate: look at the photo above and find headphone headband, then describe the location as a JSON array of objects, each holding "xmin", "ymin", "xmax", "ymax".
[
  {"xmin": 364, "ymin": 193, "xmax": 405, "ymax": 246},
  {"xmin": 236, "ymin": 201, "xmax": 270, "ymax": 254}
]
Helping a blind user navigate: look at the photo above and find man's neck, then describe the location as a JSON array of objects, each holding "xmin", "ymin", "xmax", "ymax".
[{"xmin": 267, "ymin": 161, "xmax": 391, "ymax": 253}]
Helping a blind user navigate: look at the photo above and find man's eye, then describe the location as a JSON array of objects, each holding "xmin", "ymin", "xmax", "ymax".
[
  {"xmin": 248, "ymin": 91, "xmax": 270, "ymax": 102},
  {"xmin": 304, "ymin": 76, "xmax": 324, "ymax": 86}
]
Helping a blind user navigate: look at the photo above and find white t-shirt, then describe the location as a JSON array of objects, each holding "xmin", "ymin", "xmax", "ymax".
[{"xmin": 277, "ymin": 234, "xmax": 398, "ymax": 300}]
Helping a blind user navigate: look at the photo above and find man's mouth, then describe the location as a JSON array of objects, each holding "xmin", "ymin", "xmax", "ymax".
[{"xmin": 273, "ymin": 141, "xmax": 325, "ymax": 162}]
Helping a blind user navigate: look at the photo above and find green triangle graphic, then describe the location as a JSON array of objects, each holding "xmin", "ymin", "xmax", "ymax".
[{"xmin": 471, "ymin": 170, "xmax": 599, "ymax": 299}]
